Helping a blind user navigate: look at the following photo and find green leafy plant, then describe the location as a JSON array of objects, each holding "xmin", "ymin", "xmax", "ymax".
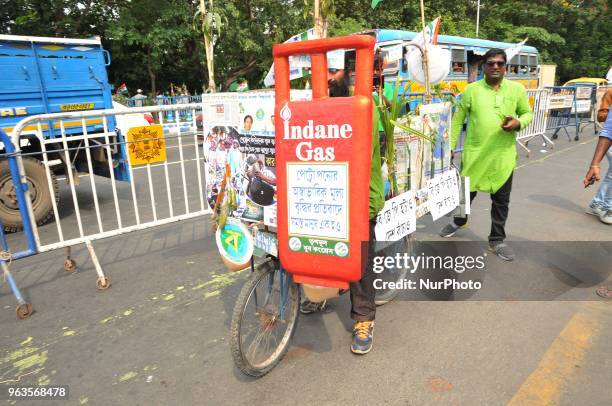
[
  {"xmin": 376, "ymin": 75, "xmax": 435, "ymax": 196},
  {"xmin": 193, "ymin": 0, "xmax": 227, "ymax": 92}
]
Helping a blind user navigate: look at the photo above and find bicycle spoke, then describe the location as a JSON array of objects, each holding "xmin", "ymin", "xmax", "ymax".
[{"xmin": 232, "ymin": 262, "xmax": 298, "ymax": 374}]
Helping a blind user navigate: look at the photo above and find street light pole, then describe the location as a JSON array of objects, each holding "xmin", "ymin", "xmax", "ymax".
[{"xmin": 476, "ymin": 0, "xmax": 481, "ymax": 38}]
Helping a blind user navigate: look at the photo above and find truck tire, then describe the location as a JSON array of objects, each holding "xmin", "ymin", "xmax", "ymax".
[{"xmin": 0, "ymin": 158, "xmax": 59, "ymax": 233}]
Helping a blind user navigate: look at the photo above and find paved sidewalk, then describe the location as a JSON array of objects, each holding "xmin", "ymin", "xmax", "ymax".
[{"xmin": 1, "ymin": 129, "xmax": 610, "ymax": 405}]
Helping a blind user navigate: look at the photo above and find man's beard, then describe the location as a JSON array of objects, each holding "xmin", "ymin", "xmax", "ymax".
[{"xmin": 329, "ymin": 79, "xmax": 349, "ymax": 97}]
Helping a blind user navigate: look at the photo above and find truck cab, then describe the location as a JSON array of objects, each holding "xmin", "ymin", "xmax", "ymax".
[
  {"xmin": 0, "ymin": 35, "xmax": 122, "ymax": 231},
  {"xmin": 0, "ymin": 34, "xmax": 116, "ymax": 138}
]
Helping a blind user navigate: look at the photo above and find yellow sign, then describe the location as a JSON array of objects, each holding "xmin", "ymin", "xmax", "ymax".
[
  {"xmin": 59, "ymin": 103, "xmax": 95, "ymax": 111},
  {"xmin": 1, "ymin": 107, "xmax": 28, "ymax": 117},
  {"xmin": 126, "ymin": 125, "xmax": 166, "ymax": 165}
]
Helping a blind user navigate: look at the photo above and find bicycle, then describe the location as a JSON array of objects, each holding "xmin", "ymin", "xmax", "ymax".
[
  {"xmin": 229, "ymin": 233, "xmax": 413, "ymax": 377},
  {"xmin": 230, "ymin": 256, "xmax": 300, "ymax": 377}
]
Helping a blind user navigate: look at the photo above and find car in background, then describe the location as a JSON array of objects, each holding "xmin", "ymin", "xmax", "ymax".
[{"xmin": 563, "ymin": 77, "xmax": 608, "ymax": 87}]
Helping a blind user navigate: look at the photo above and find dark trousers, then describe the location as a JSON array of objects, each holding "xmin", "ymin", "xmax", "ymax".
[
  {"xmin": 454, "ymin": 172, "xmax": 513, "ymax": 243},
  {"xmin": 350, "ymin": 220, "xmax": 377, "ymax": 321}
]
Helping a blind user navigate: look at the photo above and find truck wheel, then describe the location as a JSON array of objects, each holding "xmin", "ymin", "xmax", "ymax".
[{"xmin": 0, "ymin": 158, "xmax": 59, "ymax": 233}]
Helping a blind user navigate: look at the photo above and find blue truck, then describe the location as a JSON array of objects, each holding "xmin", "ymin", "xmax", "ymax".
[{"xmin": 0, "ymin": 34, "xmax": 127, "ymax": 231}]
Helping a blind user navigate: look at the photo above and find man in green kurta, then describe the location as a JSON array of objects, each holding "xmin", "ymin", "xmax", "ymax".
[
  {"xmin": 300, "ymin": 66, "xmax": 384, "ymax": 355},
  {"xmin": 440, "ymin": 48, "xmax": 533, "ymax": 261}
]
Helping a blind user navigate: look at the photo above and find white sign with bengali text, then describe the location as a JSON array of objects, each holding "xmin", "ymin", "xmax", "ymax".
[
  {"xmin": 287, "ymin": 162, "xmax": 348, "ymax": 240},
  {"xmin": 571, "ymin": 99, "xmax": 592, "ymax": 113},
  {"xmin": 575, "ymin": 86, "xmax": 593, "ymax": 100},
  {"xmin": 264, "ymin": 204, "xmax": 277, "ymax": 227},
  {"xmin": 201, "ymin": 93, "xmax": 240, "ymax": 127},
  {"xmin": 254, "ymin": 229, "xmax": 278, "ymax": 257},
  {"xmin": 547, "ymin": 95, "xmax": 574, "ymax": 110},
  {"xmin": 375, "ymin": 190, "xmax": 417, "ymax": 241},
  {"xmin": 426, "ymin": 169, "xmax": 460, "ymax": 221}
]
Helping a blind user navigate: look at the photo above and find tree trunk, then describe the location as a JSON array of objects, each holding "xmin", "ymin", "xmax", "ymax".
[
  {"xmin": 313, "ymin": 0, "xmax": 329, "ymax": 39},
  {"xmin": 200, "ymin": 0, "xmax": 217, "ymax": 92},
  {"xmin": 223, "ymin": 59, "xmax": 258, "ymax": 89},
  {"xmin": 313, "ymin": 0, "xmax": 324, "ymax": 39},
  {"xmin": 147, "ymin": 49, "xmax": 156, "ymax": 96}
]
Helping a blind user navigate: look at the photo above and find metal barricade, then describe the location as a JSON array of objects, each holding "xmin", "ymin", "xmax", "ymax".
[
  {"xmin": 546, "ymin": 86, "xmax": 580, "ymax": 141},
  {"xmin": 0, "ymin": 103, "xmax": 210, "ymax": 318},
  {"xmin": 516, "ymin": 88, "xmax": 553, "ymax": 156},
  {"xmin": 572, "ymin": 84, "xmax": 597, "ymax": 135},
  {"xmin": 150, "ymin": 95, "xmax": 203, "ymax": 123}
]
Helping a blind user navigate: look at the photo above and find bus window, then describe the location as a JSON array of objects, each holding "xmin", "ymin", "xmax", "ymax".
[
  {"xmin": 528, "ymin": 54, "xmax": 538, "ymax": 75},
  {"xmin": 451, "ymin": 48, "xmax": 466, "ymax": 75},
  {"xmin": 452, "ymin": 62, "xmax": 466, "ymax": 74},
  {"xmin": 380, "ymin": 46, "xmax": 399, "ymax": 75}
]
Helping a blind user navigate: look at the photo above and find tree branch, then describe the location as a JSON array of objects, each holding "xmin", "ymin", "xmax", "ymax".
[{"xmin": 222, "ymin": 59, "xmax": 258, "ymax": 89}]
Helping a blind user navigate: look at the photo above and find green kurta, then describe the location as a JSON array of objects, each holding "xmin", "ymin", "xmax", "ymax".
[
  {"xmin": 348, "ymin": 90, "xmax": 384, "ymax": 220},
  {"xmin": 450, "ymin": 78, "xmax": 533, "ymax": 193},
  {"xmin": 369, "ymin": 103, "xmax": 385, "ymax": 220}
]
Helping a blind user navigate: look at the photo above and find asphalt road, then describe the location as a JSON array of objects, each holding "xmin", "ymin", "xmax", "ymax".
[{"xmin": 1, "ymin": 126, "xmax": 610, "ymax": 405}]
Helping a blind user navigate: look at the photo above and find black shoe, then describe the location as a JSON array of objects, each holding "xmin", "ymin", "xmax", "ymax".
[
  {"xmin": 488, "ymin": 242, "xmax": 515, "ymax": 261},
  {"xmin": 299, "ymin": 299, "xmax": 327, "ymax": 314}
]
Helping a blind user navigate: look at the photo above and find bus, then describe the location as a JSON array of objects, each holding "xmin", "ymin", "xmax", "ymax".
[{"xmin": 364, "ymin": 29, "xmax": 539, "ymax": 93}]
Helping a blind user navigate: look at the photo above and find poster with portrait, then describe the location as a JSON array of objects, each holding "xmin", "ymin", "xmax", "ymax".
[
  {"xmin": 230, "ymin": 92, "xmax": 277, "ymax": 218},
  {"xmin": 391, "ymin": 101, "xmax": 453, "ymax": 215},
  {"xmin": 202, "ymin": 125, "xmax": 242, "ymax": 210},
  {"xmin": 202, "ymin": 91, "xmax": 313, "ymax": 223},
  {"xmin": 419, "ymin": 102, "xmax": 452, "ymax": 177},
  {"xmin": 237, "ymin": 92, "xmax": 276, "ymax": 135}
]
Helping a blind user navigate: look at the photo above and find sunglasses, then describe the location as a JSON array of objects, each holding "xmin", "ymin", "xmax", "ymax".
[{"xmin": 485, "ymin": 61, "xmax": 506, "ymax": 67}]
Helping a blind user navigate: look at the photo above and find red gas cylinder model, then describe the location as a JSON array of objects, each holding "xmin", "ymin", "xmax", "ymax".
[{"xmin": 273, "ymin": 35, "xmax": 375, "ymax": 289}]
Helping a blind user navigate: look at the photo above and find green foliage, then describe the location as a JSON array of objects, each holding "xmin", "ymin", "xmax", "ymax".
[
  {"xmin": 1, "ymin": 0, "xmax": 609, "ymax": 92},
  {"xmin": 377, "ymin": 76, "xmax": 433, "ymax": 195},
  {"xmin": 112, "ymin": 93, "xmax": 130, "ymax": 106}
]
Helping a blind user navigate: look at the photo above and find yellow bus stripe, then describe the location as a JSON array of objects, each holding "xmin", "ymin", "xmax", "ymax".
[
  {"xmin": 2, "ymin": 118, "xmax": 104, "ymax": 133},
  {"xmin": 508, "ymin": 302, "xmax": 608, "ymax": 405}
]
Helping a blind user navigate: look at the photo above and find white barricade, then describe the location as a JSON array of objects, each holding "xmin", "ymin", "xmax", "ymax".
[
  {"xmin": 516, "ymin": 88, "xmax": 553, "ymax": 156},
  {"xmin": 7, "ymin": 103, "xmax": 209, "ymax": 290}
]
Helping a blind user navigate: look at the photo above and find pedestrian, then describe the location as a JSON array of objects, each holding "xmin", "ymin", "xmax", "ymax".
[
  {"xmin": 584, "ymin": 108, "xmax": 612, "ymax": 224},
  {"xmin": 440, "ymin": 48, "xmax": 533, "ymax": 261},
  {"xmin": 131, "ymin": 89, "xmax": 147, "ymax": 107},
  {"xmin": 597, "ymin": 87, "xmax": 612, "ymax": 124},
  {"xmin": 299, "ymin": 62, "xmax": 385, "ymax": 355}
]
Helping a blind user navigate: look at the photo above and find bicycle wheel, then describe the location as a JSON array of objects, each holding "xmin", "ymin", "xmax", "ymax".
[
  {"xmin": 230, "ymin": 258, "xmax": 300, "ymax": 377},
  {"xmin": 374, "ymin": 235, "xmax": 414, "ymax": 306}
]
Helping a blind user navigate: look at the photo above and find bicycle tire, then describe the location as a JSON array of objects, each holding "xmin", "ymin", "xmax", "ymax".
[
  {"xmin": 374, "ymin": 235, "xmax": 414, "ymax": 306},
  {"xmin": 230, "ymin": 259, "xmax": 300, "ymax": 377}
]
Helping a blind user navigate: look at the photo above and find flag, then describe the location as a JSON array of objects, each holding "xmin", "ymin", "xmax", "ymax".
[
  {"xmin": 405, "ymin": 16, "xmax": 441, "ymax": 59},
  {"xmin": 116, "ymin": 83, "xmax": 128, "ymax": 95},
  {"xmin": 264, "ymin": 29, "xmax": 316, "ymax": 87},
  {"xmin": 505, "ymin": 37, "xmax": 528, "ymax": 62},
  {"xmin": 263, "ymin": 28, "xmax": 345, "ymax": 87},
  {"xmin": 371, "ymin": 0, "xmax": 383, "ymax": 9}
]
